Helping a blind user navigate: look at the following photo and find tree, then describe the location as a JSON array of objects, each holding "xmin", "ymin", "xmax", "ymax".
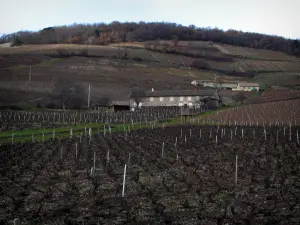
[
  {"xmin": 12, "ymin": 34, "xmax": 23, "ymax": 46},
  {"xmin": 233, "ymin": 92, "xmax": 246, "ymax": 104},
  {"xmin": 171, "ymin": 35, "xmax": 179, "ymax": 47},
  {"xmin": 130, "ymin": 87, "xmax": 146, "ymax": 107},
  {"xmin": 94, "ymin": 29, "xmax": 101, "ymax": 37},
  {"xmin": 49, "ymin": 79, "xmax": 87, "ymax": 110},
  {"xmin": 125, "ymin": 32, "xmax": 135, "ymax": 42}
]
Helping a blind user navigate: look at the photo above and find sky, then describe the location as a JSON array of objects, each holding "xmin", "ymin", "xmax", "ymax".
[{"xmin": 0, "ymin": 0, "xmax": 299, "ymax": 39}]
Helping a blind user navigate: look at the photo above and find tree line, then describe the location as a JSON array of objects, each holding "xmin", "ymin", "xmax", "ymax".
[{"xmin": 0, "ymin": 21, "xmax": 299, "ymax": 56}]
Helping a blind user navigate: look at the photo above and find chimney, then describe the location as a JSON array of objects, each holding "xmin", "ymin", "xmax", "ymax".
[{"xmin": 151, "ymin": 88, "xmax": 154, "ymax": 92}]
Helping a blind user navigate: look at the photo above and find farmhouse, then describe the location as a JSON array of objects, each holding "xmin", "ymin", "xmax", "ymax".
[
  {"xmin": 233, "ymin": 82, "xmax": 260, "ymax": 92},
  {"xmin": 130, "ymin": 88, "xmax": 221, "ymax": 109},
  {"xmin": 191, "ymin": 80, "xmax": 238, "ymax": 90},
  {"xmin": 191, "ymin": 80, "xmax": 260, "ymax": 92}
]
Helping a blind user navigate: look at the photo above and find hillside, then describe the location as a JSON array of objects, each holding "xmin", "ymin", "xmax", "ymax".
[
  {"xmin": 0, "ymin": 41, "xmax": 300, "ymax": 109},
  {"xmin": 1, "ymin": 22, "xmax": 299, "ymax": 57}
]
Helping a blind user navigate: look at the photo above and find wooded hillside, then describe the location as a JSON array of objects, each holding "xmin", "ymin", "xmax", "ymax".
[{"xmin": 1, "ymin": 21, "xmax": 299, "ymax": 56}]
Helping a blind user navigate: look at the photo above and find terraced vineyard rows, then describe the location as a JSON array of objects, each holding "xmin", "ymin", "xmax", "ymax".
[{"xmin": 215, "ymin": 44, "xmax": 300, "ymax": 61}]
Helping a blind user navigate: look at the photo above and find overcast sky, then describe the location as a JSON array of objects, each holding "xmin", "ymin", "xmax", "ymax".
[{"xmin": 0, "ymin": 0, "xmax": 298, "ymax": 39}]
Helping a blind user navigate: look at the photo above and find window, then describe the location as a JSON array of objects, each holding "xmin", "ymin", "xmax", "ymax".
[
  {"xmin": 150, "ymin": 97, "xmax": 154, "ymax": 102},
  {"xmin": 188, "ymin": 96, "xmax": 192, "ymax": 101},
  {"xmin": 180, "ymin": 96, "xmax": 184, "ymax": 101},
  {"xmin": 160, "ymin": 97, "xmax": 164, "ymax": 101},
  {"xmin": 179, "ymin": 102, "xmax": 183, "ymax": 106},
  {"xmin": 170, "ymin": 97, "xmax": 174, "ymax": 101},
  {"xmin": 188, "ymin": 102, "xmax": 193, "ymax": 106}
]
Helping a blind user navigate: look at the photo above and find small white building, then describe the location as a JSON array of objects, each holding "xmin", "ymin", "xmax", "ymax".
[{"xmin": 233, "ymin": 82, "xmax": 260, "ymax": 92}]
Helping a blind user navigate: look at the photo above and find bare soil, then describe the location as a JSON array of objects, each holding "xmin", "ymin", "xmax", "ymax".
[{"xmin": 1, "ymin": 125, "xmax": 300, "ymax": 224}]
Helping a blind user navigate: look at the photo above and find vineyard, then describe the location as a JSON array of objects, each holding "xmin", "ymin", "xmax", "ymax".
[
  {"xmin": 214, "ymin": 44, "xmax": 300, "ymax": 61},
  {"xmin": 204, "ymin": 99, "xmax": 300, "ymax": 126},
  {"xmin": 1, "ymin": 123, "xmax": 300, "ymax": 224},
  {"xmin": 247, "ymin": 90, "xmax": 300, "ymax": 104},
  {"xmin": 0, "ymin": 107, "xmax": 191, "ymax": 132}
]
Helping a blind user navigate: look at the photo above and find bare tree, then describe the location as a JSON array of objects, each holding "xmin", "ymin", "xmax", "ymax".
[
  {"xmin": 130, "ymin": 87, "xmax": 146, "ymax": 107},
  {"xmin": 49, "ymin": 79, "xmax": 87, "ymax": 110}
]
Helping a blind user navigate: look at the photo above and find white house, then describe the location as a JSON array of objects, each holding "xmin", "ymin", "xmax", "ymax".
[
  {"xmin": 232, "ymin": 82, "xmax": 260, "ymax": 92},
  {"xmin": 130, "ymin": 89, "xmax": 221, "ymax": 109}
]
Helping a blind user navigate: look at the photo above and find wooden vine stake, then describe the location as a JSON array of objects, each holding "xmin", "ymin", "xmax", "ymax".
[
  {"xmin": 11, "ymin": 133, "xmax": 14, "ymax": 144},
  {"xmin": 289, "ymin": 122, "xmax": 292, "ymax": 141},
  {"xmin": 297, "ymin": 129, "xmax": 299, "ymax": 145},
  {"xmin": 122, "ymin": 164, "xmax": 127, "ymax": 197},
  {"xmin": 70, "ymin": 128, "xmax": 73, "ymax": 138},
  {"xmin": 53, "ymin": 129, "xmax": 55, "ymax": 139},
  {"xmin": 199, "ymin": 129, "xmax": 201, "ymax": 139},
  {"xmin": 189, "ymin": 129, "xmax": 192, "ymax": 137},
  {"xmin": 89, "ymin": 128, "xmax": 92, "ymax": 138},
  {"xmin": 107, "ymin": 151, "xmax": 110, "ymax": 164},
  {"xmin": 161, "ymin": 142, "xmax": 165, "ymax": 159},
  {"xmin": 235, "ymin": 155, "xmax": 238, "ymax": 185},
  {"xmin": 231, "ymin": 129, "xmax": 233, "ymax": 141},
  {"xmin": 75, "ymin": 143, "xmax": 78, "ymax": 159},
  {"xmin": 215, "ymin": 135, "xmax": 218, "ymax": 145},
  {"xmin": 42, "ymin": 131, "xmax": 44, "ymax": 141},
  {"xmin": 242, "ymin": 129, "xmax": 244, "ymax": 139}
]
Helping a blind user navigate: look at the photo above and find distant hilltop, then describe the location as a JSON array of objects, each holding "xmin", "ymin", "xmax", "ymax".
[{"xmin": 0, "ymin": 21, "xmax": 299, "ymax": 57}]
